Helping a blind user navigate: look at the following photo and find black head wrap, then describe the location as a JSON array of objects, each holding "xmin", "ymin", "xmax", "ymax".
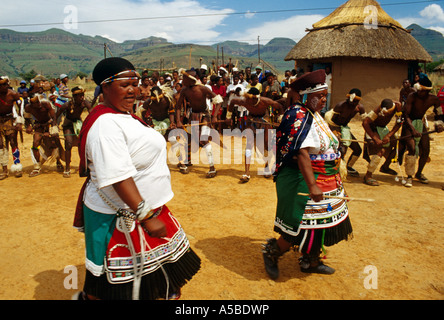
[{"xmin": 92, "ymin": 57, "xmax": 136, "ymax": 86}]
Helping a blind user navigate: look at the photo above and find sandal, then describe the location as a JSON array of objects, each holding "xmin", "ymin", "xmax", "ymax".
[
  {"xmin": 206, "ymin": 170, "xmax": 217, "ymax": 178},
  {"xmin": 0, "ymin": 172, "xmax": 8, "ymax": 180},
  {"xmin": 415, "ymin": 173, "xmax": 429, "ymax": 184},
  {"xmin": 364, "ymin": 177, "xmax": 379, "ymax": 186},
  {"xmin": 29, "ymin": 168, "xmax": 41, "ymax": 178},
  {"xmin": 240, "ymin": 174, "xmax": 250, "ymax": 183},
  {"xmin": 63, "ymin": 171, "xmax": 71, "ymax": 178},
  {"xmin": 379, "ymin": 167, "xmax": 397, "ymax": 176}
]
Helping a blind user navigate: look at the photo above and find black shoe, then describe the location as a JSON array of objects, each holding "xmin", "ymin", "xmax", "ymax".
[
  {"xmin": 262, "ymin": 238, "xmax": 281, "ymax": 280},
  {"xmin": 415, "ymin": 173, "xmax": 429, "ymax": 184},
  {"xmin": 379, "ymin": 167, "xmax": 397, "ymax": 175},
  {"xmin": 301, "ymin": 262, "xmax": 335, "ymax": 275},
  {"xmin": 347, "ymin": 166, "xmax": 359, "ymax": 177}
]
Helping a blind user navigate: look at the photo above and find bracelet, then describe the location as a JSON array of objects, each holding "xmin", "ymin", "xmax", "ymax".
[{"xmin": 136, "ymin": 200, "xmax": 156, "ymax": 221}]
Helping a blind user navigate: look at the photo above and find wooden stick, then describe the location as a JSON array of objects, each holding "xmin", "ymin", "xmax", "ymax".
[{"xmin": 297, "ymin": 192, "xmax": 375, "ymax": 202}]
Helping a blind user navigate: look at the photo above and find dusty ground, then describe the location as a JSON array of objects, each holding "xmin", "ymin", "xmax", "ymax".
[{"xmin": 0, "ymin": 118, "xmax": 443, "ymax": 301}]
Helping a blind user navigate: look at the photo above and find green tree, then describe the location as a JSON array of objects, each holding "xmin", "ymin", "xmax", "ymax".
[{"xmin": 19, "ymin": 69, "xmax": 38, "ymax": 82}]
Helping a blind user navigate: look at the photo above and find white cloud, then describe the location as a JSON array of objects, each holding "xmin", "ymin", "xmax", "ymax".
[
  {"xmin": 420, "ymin": 4, "xmax": 444, "ymax": 23},
  {"xmin": 0, "ymin": 0, "xmax": 234, "ymax": 43},
  {"xmin": 230, "ymin": 14, "xmax": 324, "ymax": 44},
  {"xmin": 428, "ymin": 26, "xmax": 444, "ymax": 37},
  {"xmin": 395, "ymin": 17, "xmax": 425, "ymax": 29}
]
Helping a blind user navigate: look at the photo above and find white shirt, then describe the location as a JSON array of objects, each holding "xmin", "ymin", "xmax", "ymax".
[
  {"xmin": 84, "ymin": 113, "xmax": 174, "ymax": 214},
  {"xmin": 301, "ymin": 112, "xmax": 339, "ymax": 160},
  {"xmin": 326, "ymin": 73, "xmax": 332, "ymax": 94}
]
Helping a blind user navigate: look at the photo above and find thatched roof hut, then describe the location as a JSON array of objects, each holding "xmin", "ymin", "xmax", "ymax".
[
  {"xmin": 285, "ymin": 0, "xmax": 432, "ymax": 110},
  {"xmin": 433, "ymin": 62, "xmax": 444, "ymax": 75}
]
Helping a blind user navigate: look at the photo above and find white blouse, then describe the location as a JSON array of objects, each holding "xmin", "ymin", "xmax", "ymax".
[
  {"xmin": 300, "ymin": 111, "xmax": 340, "ymax": 161},
  {"xmin": 83, "ymin": 113, "xmax": 174, "ymax": 214}
]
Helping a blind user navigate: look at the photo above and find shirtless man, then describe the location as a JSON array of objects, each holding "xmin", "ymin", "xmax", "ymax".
[
  {"xmin": 56, "ymin": 86, "xmax": 92, "ymax": 177},
  {"xmin": 141, "ymin": 85, "xmax": 188, "ymax": 174},
  {"xmin": 175, "ymin": 70, "xmax": 223, "ymax": 178},
  {"xmin": 135, "ymin": 75, "xmax": 152, "ymax": 111},
  {"xmin": 284, "ymin": 87, "xmax": 300, "ymax": 110},
  {"xmin": 324, "ymin": 88, "xmax": 366, "ymax": 177},
  {"xmin": 227, "ymin": 87, "xmax": 284, "ymax": 182},
  {"xmin": 399, "ymin": 79, "xmax": 415, "ymax": 107},
  {"xmin": 0, "ymin": 76, "xmax": 23, "ymax": 179},
  {"xmin": 399, "ymin": 77, "xmax": 443, "ymax": 187},
  {"xmin": 362, "ymin": 99, "xmax": 403, "ymax": 186},
  {"xmin": 25, "ymin": 94, "xmax": 62, "ymax": 177}
]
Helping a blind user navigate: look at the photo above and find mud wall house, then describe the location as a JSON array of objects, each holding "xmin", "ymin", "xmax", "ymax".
[{"xmin": 284, "ymin": 0, "xmax": 432, "ymax": 111}]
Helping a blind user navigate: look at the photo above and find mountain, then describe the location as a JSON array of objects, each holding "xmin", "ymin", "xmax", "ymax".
[
  {"xmin": 0, "ymin": 28, "xmax": 297, "ymax": 79},
  {"xmin": 407, "ymin": 24, "xmax": 444, "ymax": 61},
  {"xmin": 0, "ymin": 28, "xmax": 171, "ymax": 78},
  {"xmin": 1, "ymin": 25, "xmax": 443, "ymax": 80},
  {"xmin": 211, "ymin": 37, "xmax": 296, "ymax": 72}
]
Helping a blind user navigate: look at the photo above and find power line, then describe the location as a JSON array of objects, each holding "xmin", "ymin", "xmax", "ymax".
[{"xmin": 0, "ymin": 0, "xmax": 441, "ymax": 28}]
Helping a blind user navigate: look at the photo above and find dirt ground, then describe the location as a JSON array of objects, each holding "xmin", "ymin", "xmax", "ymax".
[{"xmin": 0, "ymin": 118, "xmax": 443, "ymax": 301}]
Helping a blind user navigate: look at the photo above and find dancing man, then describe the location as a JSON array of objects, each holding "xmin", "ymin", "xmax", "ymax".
[
  {"xmin": 25, "ymin": 94, "xmax": 63, "ymax": 177},
  {"xmin": 324, "ymin": 88, "xmax": 366, "ymax": 177},
  {"xmin": 175, "ymin": 70, "xmax": 223, "ymax": 178},
  {"xmin": 362, "ymin": 99, "xmax": 403, "ymax": 186},
  {"xmin": 140, "ymin": 85, "xmax": 188, "ymax": 174},
  {"xmin": 398, "ymin": 77, "xmax": 443, "ymax": 187},
  {"xmin": 226, "ymin": 87, "xmax": 284, "ymax": 182},
  {"xmin": 56, "ymin": 86, "xmax": 93, "ymax": 177},
  {"xmin": 0, "ymin": 76, "xmax": 23, "ymax": 179}
]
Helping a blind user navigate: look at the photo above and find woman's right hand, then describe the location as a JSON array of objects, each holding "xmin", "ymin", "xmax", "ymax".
[
  {"xmin": 308, "ymin": 183, "xmax": 324, "ymax": 202},
  {"xmin": 141, "ymin": 218, "xmax": 167, "ymax": 238}
]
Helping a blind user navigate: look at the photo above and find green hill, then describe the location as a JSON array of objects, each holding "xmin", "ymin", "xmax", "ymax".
[
  {"xmin": 407, "ymin": 24, "xmax": 444, "ymax": 61},
  {"xmin": 0, "ymin": 28, "xmax": 297, "ymax": 79},
  {"xmin": 0, "ymin": 26, "xmax": 442, "ymax": 80}
]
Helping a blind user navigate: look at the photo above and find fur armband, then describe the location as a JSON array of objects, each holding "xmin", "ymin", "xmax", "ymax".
[
  {"xmin": 14, "ymin": 116, "xmax": 25, "ymax": 125},
  {"xmin": 366, "ymin": 111, "xmax": 378, "ymax": 121},
  {"xmin": 49, "ymin": 125, "xmax": 59, "ymax": 135},
  {"xmin": 212, "ymin": 94, "xmax": 223, "ymax": 105},
  {"xmin": 435, "ymin": 120, "xmax": 444, "ymax": 128},
  {"xmin": 360, "ymin": 112, "xmax": 368, "ymax": 121}
]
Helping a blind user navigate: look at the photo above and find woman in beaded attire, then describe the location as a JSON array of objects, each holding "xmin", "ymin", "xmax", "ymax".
[
  {"xmin": 262, "ymin": 70, "xmax": 353, "ymax": 279},
  {"xmin": 73, "ymin": 57, "xmax": 200, "ymax": 300}
]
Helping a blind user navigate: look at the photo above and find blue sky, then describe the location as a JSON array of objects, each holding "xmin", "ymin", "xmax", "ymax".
[{"xmin": 1, "ymin": 0, "xmax": 444, "ymax": 44}]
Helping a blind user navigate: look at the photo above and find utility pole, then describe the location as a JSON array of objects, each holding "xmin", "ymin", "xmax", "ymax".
[
  {"xmin": 257, "ymin": 36, "xmax": 260, "ymax": 65},
  {"xmin": 104, "ymin": 43, "xmax": 107, "ymax": 59}
]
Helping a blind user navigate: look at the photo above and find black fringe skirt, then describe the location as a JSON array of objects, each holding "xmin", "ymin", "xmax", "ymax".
[
  {"xmin": 83, "ymin": 248, "xmax": 201, "ymax": 300},
  {"xmin": 274, "ymin": 215, "xmax": 353, "ymax": 255}
]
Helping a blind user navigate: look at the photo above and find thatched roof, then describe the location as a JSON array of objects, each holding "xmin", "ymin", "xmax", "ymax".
[
  {"xmin": 434, "ymin": 62, "xmax": 444, "ymax": 72},
  {"xmin": 285, "ymin": 0, "xmax": 432, "ymax": 62}
]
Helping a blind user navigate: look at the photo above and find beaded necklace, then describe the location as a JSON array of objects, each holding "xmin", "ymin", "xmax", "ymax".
[{"xmin": 307, "ymin": 107, "xmax": 339, "ymax": 152}]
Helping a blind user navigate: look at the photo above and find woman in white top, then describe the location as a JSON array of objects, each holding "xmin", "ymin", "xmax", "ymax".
[{"xmin": 73, "ymin": 57, "xmax": 200, "ymax": 300}]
